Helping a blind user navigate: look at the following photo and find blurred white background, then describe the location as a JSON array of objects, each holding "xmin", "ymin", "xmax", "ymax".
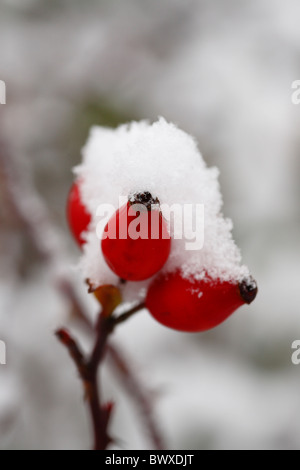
[{"xmin": 0, "ymin": 0, "xmax": 300, "ymax": 450}]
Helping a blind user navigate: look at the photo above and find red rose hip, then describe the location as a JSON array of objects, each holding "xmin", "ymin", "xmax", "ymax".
[
  {"xmin": 67, "ymin": 181, "xmax": 91, "ymax": 247},
  {"xmin": 101, "ymin": 192, "xmax": 171, "ymax": 281},
  {"xmin": 146, "ymin": 270, "xmax": 257, "ymax": 332}
]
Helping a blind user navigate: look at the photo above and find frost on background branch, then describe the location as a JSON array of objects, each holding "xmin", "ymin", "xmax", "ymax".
[
  {"xmin": 0, "ymin": 135, "xmax": 164, "ymax": 450},
  {"xmin": 0, "ymin": 139, "xmax": 62, "ymax": 264}
]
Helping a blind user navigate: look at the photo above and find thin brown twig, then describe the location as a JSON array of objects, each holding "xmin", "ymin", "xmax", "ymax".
[
  {"xmin": 69, "ymin": 300, "xmax": 166, "ymax": 450},
  {"xmin": 113, "ymin": 302, "xmax": 146, "ymax": 326},
  {"xmin": 56, "ymin": 327, "xmax": 112, "ymax": 450},
  {"xmin": 55, "ymin": 329, "xmax": 85, "ymax": 376},
  {"xmin": 89, "ymin": 315, "xmax": 114, "ymax": 375},
  {"xmin": 56, "ymin": 302, "xmax": 147, "ymax": 450}
]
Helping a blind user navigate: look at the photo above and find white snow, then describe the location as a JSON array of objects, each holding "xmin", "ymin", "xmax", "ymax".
[{"xmin": 75, "ymin": 118, "xmax": 249, "ymax": 293}]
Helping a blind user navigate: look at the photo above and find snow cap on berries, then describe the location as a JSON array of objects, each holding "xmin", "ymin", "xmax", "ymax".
[{"xmin": 75, "ymin": 118, "xmax": 250, "ymax": 296}]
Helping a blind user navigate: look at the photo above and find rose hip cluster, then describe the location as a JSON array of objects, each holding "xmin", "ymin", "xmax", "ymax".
[{"xmin": 67, "ymin": 181, "xmax": 257, "ymax": 333}]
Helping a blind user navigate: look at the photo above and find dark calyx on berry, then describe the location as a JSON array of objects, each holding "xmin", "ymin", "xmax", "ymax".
[
  {"xmin": 239, "ymin": 276, "xmax": 258, "ymax": 304},
  {"xmin": 129, "ymin": 191, "xmax": 160, "ymax": 211}
]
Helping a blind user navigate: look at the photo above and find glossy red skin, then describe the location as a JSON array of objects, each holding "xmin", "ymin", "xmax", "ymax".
[
  {"xmin": 101, "ymin": 203, "xmax": 171, "ymax": 281},
  {"xmin": 66, "ymin": 181, "xmax": 91, "ymax": 247},
  {"xmin": 146, "ymin": 271, "xmax": 245, "ymax": 332}
]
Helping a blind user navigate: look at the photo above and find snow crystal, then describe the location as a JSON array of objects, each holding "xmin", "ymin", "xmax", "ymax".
[{"xmin": 75, "ymin": 118, "xmax": 249, "ymax": 297}]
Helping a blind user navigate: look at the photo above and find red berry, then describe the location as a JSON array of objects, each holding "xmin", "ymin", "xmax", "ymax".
[
  {"xmin": 101, "ymin": 192, "xmax": 171, "ymax": 281},
  {"xmin": 67, "ymin": 181, "xmax": 91, "ymax": 247},
  {"xmin": 146, "ymin": 271, "xmax": 257, "ymax": 332}
]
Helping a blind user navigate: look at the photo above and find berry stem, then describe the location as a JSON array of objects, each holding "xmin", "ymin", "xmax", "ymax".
[
  {"xmin": 113, "ymin": 302, "xmax": 146, "ymax": 326},
  {"xmin": 87, "ymin": 375, "xmax": 103, "ymax": 449},
  {"xmin": 89, "ymin": 314, "xmax": 114, "ymax": 375},
  {"xmin": 56, "ymin": 328, "xmax": 109, "ymax": 449},
  {"xmin": 72, "ymin": 305, "xmax": 165, "ymax": 450},
  {"xmin": 56, "ymin": 302, "xmax": 146, "ymax": 450}
]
